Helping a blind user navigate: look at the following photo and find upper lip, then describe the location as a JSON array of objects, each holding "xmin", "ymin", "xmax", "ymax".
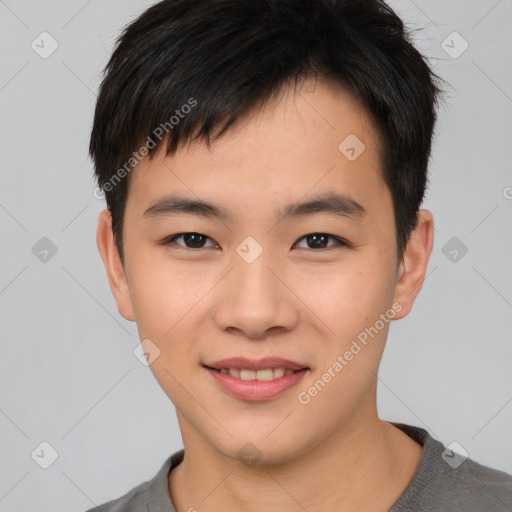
[{"xmin": 204, "ymin": 357, "xmax": 308, "ymax": 371}]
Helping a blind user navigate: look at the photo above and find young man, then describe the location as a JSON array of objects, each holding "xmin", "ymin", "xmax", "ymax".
[{"xmin": 88, "ymin": 0, "xmax": 512, "ymax": 510}]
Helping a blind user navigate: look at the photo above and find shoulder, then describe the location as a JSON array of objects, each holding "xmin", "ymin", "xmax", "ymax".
[
  {"xmin": 83, "ymin": 450, "xmax": 182, "ymax": 512},
  {"xmin": 83, "ymin": 479, "xmax": 149, "ymax": 512},
  {"xmin": 441, "ymin": 456, "xmax": 512, "ymax": 509},
  {"xmin": 391, "ymin": 423, "xmax": 512, "ymax": 511}
]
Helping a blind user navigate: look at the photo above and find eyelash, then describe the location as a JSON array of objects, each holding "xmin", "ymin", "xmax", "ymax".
[{"xmin": 161, "ymin": 232, "xmax": 350, "ymax": 251}]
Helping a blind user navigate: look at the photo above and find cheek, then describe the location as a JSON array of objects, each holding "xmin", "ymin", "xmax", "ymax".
[
  {"xmin": 304, "ymin": 261, "xmax": 395, "ymax": 328},
  {"xmin": 128, "ymin": 257, "xmax": 211, "ymax": 336},
  {"xmin": 127, "ymin": 258, "xmax": 217, "ymax": 388},
  {"xmin": 298, "ymin": 261, "xmax": 397, "ymax": 387}
]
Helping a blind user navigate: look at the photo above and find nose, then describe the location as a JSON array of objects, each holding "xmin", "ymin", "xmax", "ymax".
[{"xmin": 212, "ymin": 249, "xmax": 299, "ymax": 340}]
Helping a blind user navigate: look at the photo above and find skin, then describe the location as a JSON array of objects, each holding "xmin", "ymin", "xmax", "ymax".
[{"xmin": 97, "ymin": 77, "xmax": 434, "ymax": 512}]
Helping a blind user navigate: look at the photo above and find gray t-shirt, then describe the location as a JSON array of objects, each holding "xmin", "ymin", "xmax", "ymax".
[{"xmin": 85, "ymin": 423, "xmax": 512, "ymax": 511}]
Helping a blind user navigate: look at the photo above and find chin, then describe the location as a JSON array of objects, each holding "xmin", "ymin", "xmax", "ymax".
[{"xmin": 212, "ymin": 432, "xmax": 311, "ymax": 467}]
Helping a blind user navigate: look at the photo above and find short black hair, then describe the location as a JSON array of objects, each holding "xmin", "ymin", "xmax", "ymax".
[{"xmin": 89, "ymin": 0, "xmax": 445, "ymax": 266}]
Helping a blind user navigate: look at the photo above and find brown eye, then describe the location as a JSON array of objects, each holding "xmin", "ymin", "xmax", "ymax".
[
  {"xmin": 294, "ymin": 233, "xmax": 348, "ymax": 250},
  {"xmin": 164, "ymin": 232, "xmax": 217, "ymax": 249}
]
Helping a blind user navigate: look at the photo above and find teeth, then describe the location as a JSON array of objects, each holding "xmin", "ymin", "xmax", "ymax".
[
  {"xmin": 228, "ymin": 368, "xmax": 241, "ymax": 378},
  {"xmin": 255, "ymin": 369, "xmax": 274, "ymax": 381},
  {"xmin": 273, "ymin": 368, "xmax": 285, "ymax": 378},
  {"xmin": 240, "ymin": 369, "xmax": 256, "ymax": 380},
  {"xmin": 218, "ymin": 368, "xmax": 297, "ymax": 380}
]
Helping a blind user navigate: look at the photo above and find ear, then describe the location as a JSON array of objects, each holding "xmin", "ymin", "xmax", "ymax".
[
  {"xmin": 392, "ymin": 209, "xmax": 434, "ymax": 319},
  {"xmin": 96, "ymin": 209, "xmax": 136, "ymax": 322}
]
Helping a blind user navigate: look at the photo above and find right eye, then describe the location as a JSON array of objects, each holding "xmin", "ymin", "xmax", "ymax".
[{"xmin": 162, "ymin": 232, "xmax": 219, "ymax": 250}]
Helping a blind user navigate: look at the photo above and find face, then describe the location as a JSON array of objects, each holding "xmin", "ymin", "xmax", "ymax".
[{"xmin": 98, "ymin": 77, "xmax": 433, "ymax": 464}]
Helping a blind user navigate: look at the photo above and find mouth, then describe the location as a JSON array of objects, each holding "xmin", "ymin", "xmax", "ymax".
[
  {"xmin": 202, "ymin": 357, "xmax": 310, "ymax": 401},
  {"xmin": 203, "ymin": 366, "xmax": 304, "ymax": 381},
  {"xmin": 203, "ymin": 356, "xmax": 309, "ymax": 379}
]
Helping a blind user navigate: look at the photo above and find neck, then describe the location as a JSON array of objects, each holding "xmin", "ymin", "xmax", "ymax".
[{"xmin": 169, "ymin": 389, "xmax": 422, "ymax": 512}]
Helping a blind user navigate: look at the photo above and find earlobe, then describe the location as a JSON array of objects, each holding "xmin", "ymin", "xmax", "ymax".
[
  {"xmin": 392, "ymin": 210, "xmax": 434, "ymax": 319},
  {"xmin": 96, "ymin": 209, "xmax": 136, "ymax": 322}
]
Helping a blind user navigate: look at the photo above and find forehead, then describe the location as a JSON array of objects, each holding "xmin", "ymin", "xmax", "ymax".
[{"xmin": 125, "ymin": 77, "xmax": 387, "ymax": 219}]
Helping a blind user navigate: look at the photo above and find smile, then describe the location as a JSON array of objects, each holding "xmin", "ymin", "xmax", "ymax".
[
  {"xmin": 203, "ymin": 365, "xmax": 309, "ymax": 402},
  {"xmin": 206, "ymin": 367, "xmax": 298, "ymax": 381}
]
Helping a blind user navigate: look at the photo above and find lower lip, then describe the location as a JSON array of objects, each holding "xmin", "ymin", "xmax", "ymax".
[{"xmin": 204, "ymin": 367, "xmax": 308, "ymax": 402}]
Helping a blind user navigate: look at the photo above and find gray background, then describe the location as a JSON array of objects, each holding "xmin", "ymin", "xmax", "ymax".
[{"xmin": 0, "ymin": 0, "xmax": 511, "ymax": 510}]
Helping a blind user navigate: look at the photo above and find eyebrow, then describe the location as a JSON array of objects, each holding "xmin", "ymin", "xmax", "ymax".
[{"xmin": 142, "ymin": 192, "xmax": 366, "ymax": 222}]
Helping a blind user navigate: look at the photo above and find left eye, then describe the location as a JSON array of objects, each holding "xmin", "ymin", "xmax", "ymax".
[
  {"xmin": 293, "ymin": 233, "xmax": 348, "ymax": 250},
  {"xmin": 163, "ymin": 232, "xmax": 347, "ymax": 250}
]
